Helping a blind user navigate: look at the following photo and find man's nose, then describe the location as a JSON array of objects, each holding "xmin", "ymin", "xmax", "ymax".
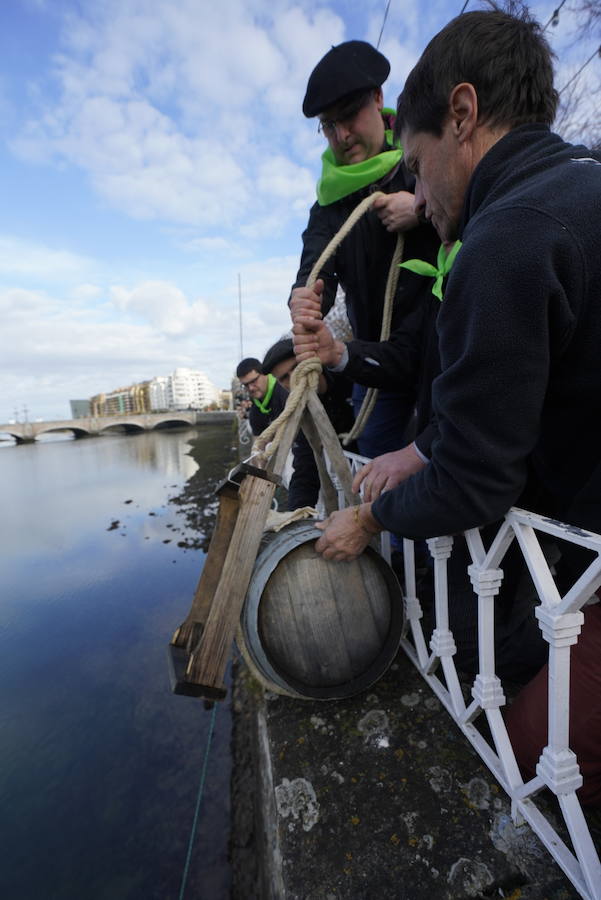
[
  {"xmin": 334, "ymin": 120, "xmax": 352, "ymax": 143},
  {"xmin": 413, "ymin": 180, "xmax": 426, "ymax": 218}
]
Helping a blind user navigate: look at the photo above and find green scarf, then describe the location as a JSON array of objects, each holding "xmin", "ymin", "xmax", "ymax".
[
  {"xmin": 316, "ymin": 109, "xmax": 403, "ymax": 207},
  {"xmin": 399, "ymin": 240, "xmax": 462, "ymax": 301},
  {"xmin": 253, "ymin": 373, "xmax": 276, "ymax": 414}
]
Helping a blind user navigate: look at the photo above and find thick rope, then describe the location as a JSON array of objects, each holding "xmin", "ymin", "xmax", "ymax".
[
  {"xmin": 251, "ymin": 190, "xmax": 402, "ymax": 465},
  {"xmin": 340, "ymin": 228, "xmax": 404, "ymax": 445},
  {"xmin": 305, "ymin": 191, "xmax": 385, "ymax": 291}
]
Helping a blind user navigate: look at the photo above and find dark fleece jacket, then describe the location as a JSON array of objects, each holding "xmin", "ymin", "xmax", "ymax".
[{"xmin": 372, "ymin": 124, "xmax": 601, "ymax": 540}]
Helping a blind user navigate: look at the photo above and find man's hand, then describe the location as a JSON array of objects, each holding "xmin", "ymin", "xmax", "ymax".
[
  {"xmin": 291, "ymin": 278, "xmax": 346, "ymax": 365},
  {"xmin": 314, "ymin": 504, "xmax": 380, "ymax": 562},
  {"xmin": 292, "ymin": 317, "xmax": 345, "ymax": 366},
  {"xmin": 236, "ymin": 399, "xmax": 251, "ymax": 419},
  {"xmin": 373, "ymin": 191, "xmax": 419, "ymax": 233},
  {"xmin": 290, "ymin": 279, "xmax": 324, "ymax": 326},
  {"xmin": 352, "ymin": 443, "xmax": 427, "ymax": 502}
]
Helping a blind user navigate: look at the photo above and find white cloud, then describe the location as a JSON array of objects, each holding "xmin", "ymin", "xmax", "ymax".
[
  {"xmin": 182, "ymin": 236, "xmax": 242, "ymax": 255},
  {"xmin": 71, "ymin": 283, "xmax": 102, "ymax": 301},
  {"xmin": 256, "ymin": 154, "xmax": 315, "ymax": 211},
  {"xmin": 109, "ymin": 280, "xmax": 209, "ymax": 336},
  {"xmin": 0, "ymin": 236, "xmax": 94, "ymax": 281}
]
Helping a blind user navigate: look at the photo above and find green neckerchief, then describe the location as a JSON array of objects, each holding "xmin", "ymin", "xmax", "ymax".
[
  {"xmin": 316, "ymin": 108, "xmax": 403, "ymax": 206},
  {"xmin": 399, "ymin": 240, "xmax": 462, "ymax": 300},
  {"xmin": 253, "ymin": 373, "xmax": 276, "ymax": 414}
]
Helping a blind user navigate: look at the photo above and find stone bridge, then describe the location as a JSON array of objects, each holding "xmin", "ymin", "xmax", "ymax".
[{"xmin": 0, "ymin": 410, "xmax": 234, "ymax": 443}]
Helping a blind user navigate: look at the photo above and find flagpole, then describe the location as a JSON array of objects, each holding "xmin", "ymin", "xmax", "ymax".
[{"xmin": 237, "ymin": 273, "xmax": 243, "ymax": 359}]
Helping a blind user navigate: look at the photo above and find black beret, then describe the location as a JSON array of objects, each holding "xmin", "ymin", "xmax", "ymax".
[
  {"xmin": 303, "ymin": 40, "xmax": 390, "ymax": 118},
  {"xmin": 262, "ymin": 338, "xmax": 294, "ymax": 375}
]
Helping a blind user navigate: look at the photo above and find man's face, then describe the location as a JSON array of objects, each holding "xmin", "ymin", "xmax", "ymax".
[
  {"xmin": 240, "ymin": 370, "xmax": 268, "ymax": 400},
  {"xmin": 401, "ymin": 120, "xmax": 471, "ymax": 243},
  {"xmin": 319, "ymin": 89, "xmax": 385, "ymax": 166},
  {"xmin": 271, "ymin": 357, "xmax": 297, "ymax": 391}
]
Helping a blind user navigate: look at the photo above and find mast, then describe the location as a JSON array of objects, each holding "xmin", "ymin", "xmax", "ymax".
[{"xmin": 237, "ymin": 273, "xmax": 244, "ymax": 359}]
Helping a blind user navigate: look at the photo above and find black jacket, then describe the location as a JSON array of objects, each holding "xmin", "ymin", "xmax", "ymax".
[
  {"xmin": 372, "ymin": 125, "xmax": 601, "ymax": 539},
  {"xmin": 342, "ymin": 286, "xmax": 442, "ymax": 456}
]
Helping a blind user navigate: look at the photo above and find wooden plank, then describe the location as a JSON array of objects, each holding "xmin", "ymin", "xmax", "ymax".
[
  {"xmin": 258, "ymin": 545, "xmax": 321, "ymax": 686},
  {"xmin": 266, "ymin": 397, "xmax": 308, "ymax": 479},
  {"xmin": 170, "ymin": 482, "xmax": 240, "ymax": 652},
  {"xmin": 184, "ymin": 473, "xmax": 276, "ymax": 698},
  {"xmin": 306, "ymin": 392, "xmax": 357, "ymax": 507},
  {"xmin": 325, "ymin": 557, "xmax": 388, "ymax": 674},
  {"xmin": 296, "ymin": 552, "xmax": 354, "ymax": 684},
  {"xmin": 299, "ymin": 409, "xmax": 338, "ymax": 515},
  {"xmin": 358, "ymin": 555, "xmax": 395, "ymax": 642}
]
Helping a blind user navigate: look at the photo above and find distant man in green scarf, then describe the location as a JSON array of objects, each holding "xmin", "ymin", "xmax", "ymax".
[
  {"xmin": 235, "ymin": 357, "xmax": 286, "ymax": 437},
  {"xmin": 290, "ymin": 40, "xmax": 439, "ymax": 461}
]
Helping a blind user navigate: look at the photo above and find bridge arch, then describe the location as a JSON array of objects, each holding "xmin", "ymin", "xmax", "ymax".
[
  {"xmin": 98, "ymin": 422, "xmax": 146, "ymax": 435},
  {"xmin": 0, "ymin": 429, "xmax": 21, "ymax": 443},
  {"xmin": 151, "ymin": 416, "xmax": 197, "ymax": 430},
  {"xmin": 35, "ymin": 425, "xmax": 91, "ymax": 440}
]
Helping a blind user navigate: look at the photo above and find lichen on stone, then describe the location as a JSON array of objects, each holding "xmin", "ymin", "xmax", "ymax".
[{"xmin": 275, "ymin": 777, "xmax": 320, "ymax": 832}]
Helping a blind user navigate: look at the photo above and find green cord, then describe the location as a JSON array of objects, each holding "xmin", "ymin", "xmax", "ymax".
[{"xmin": 178, "ymin": 702, "xmax": 218, "ymax": 900}]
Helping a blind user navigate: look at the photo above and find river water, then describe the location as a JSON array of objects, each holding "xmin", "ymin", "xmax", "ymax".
[{"xmin": 0, "ymin": 422, "xmax": 238, "ymax": 899}]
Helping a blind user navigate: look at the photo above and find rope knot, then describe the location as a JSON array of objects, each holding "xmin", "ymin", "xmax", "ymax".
[{"xmin": 290, "ymin": 357, "xmax": 321, "ymax": 392}]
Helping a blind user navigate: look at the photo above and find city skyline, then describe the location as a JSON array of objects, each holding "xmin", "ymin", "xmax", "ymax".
[
  {"xmin": 2, "ymin": 365, "xmax": 221, "ymax": 424},
  {"xmin": 1, "ymin": 0, "xmax": 596, "ymax": 422}
]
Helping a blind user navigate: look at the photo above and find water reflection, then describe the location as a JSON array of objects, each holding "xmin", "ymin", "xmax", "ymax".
[
  {"xmin": 169, "ymin": 432, "xmax": 240, "ymax": 551},
  {"xmin": 36, "ymin": 431, "xmax": 75, "ymax": 442},
  {"xmin": 0, "ymin": 423, "xmax": 238, "ymax": 899}
]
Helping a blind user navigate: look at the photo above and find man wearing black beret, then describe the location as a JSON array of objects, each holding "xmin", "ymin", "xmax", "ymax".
[{"xmin": 290, "ymin": 40, "xmax": 439, "ymax": 461}]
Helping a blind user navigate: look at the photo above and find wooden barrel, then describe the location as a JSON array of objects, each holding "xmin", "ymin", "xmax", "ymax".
[{"xmin": 237, "ymin": 521, "xmax": 403, "ymax": 699}]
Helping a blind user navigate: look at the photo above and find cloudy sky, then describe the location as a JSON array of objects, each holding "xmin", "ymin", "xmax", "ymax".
[{"xmin": 0, "ymin": 0, "xmax": 597, "ymax": 422}]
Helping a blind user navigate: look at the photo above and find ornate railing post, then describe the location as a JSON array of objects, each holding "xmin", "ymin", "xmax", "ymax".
[
  {"xmin": 467, "ymin": 564, "xmax": 506, "ymax": 715},
  {"xmin": 402, "ymin": 538, "xmax": 428, "ymax": 665},
  {"xmin": 534, "ymin": 607, "xmax": 584, "ymax": 796},
  {"xmin": 426, "ymin": 535, "xmax": 467, "ymax": 714},
  {"xmin": 426, "ymin": 535, "xmax": 455, "ymax": 665}
]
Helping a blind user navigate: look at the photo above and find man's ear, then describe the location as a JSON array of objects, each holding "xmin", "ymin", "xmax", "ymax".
[
  {"xmin": 374, "ymin": 87, "xmax": 384, "ymax": 111},
  {"xmin": 449, "ymin": 82, "xmax": 478, "ymax": 143}
]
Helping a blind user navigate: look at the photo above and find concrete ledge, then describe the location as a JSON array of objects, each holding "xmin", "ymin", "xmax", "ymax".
[{"xmin": 231, "ymin": 650, "xmax": 586, "ymax": 899}]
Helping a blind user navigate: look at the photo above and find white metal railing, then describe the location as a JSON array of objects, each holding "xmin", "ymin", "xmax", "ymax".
[
  {"xmin": 340, "ymin": 450, "xmax": 601, "ymax": 900},
  {"xmin": 237, "ymin": 416, "xmax": 253, "ymax": 447}
]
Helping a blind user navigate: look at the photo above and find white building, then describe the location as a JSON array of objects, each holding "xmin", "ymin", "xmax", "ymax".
[
  {"xmin": 149, "ymin": 368, "xmax": 219, "ymax": 411},
  {"xmin": 148, "ymin": 376, "xmax": 171, "ymax": 411}
]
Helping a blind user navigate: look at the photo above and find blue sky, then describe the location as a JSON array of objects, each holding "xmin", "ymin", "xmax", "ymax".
[{"xmin": 0, "ymin": 0, "xmax": 597, "ymax": 422}]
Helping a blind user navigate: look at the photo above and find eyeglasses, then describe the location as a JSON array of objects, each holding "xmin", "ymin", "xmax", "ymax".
[
  {"xmin": 240, "ymin": 373, "xmax": 261, "ymax": 390},
  {"xmin": 317, "ymin": 90, "xmax": 373, "ymax": 137}
]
